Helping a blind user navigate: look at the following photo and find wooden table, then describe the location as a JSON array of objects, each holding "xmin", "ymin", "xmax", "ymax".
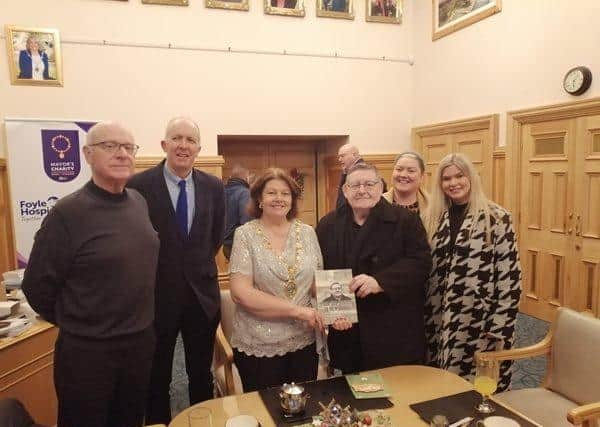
[
  {"xmin": 170, "ymin": 365, "xmax": 475, "ymax": 427},
  {"xmin": 0, "ymin": 320, "xmax": 58, "ymax": 426}
]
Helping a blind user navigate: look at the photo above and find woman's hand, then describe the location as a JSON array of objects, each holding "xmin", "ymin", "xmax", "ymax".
[
  {"xmin": 349, "ymin": 274, "xmax": 383, "ymax": 298},
  {"xmin": 331, "ymin": 317, "xmax": 353, "ymax": 331},
  {"xmin": 295, "ymin": 306, "xmax": 325, "ymax": 331}
]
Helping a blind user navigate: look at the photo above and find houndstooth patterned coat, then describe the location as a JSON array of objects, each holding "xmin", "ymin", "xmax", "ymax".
[{"xmin": 425, "ymin": 203, "xmax": 522, "ymax": 391}]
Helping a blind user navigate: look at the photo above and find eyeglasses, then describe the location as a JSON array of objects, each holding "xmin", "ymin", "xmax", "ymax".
[
  {"xmin": 88, "ymin": 141, "xmax": 140, "ymax": 156},
  {"xmin": 345, "ymin": 180, "xmax": 381, "ymax": 192}
]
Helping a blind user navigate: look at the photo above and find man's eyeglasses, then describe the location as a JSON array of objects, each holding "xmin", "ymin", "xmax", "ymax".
[
  {"xmin": 345, "ymin": 180, "xmax": 381, "ymax": 192},
  {"xmin": 88, "ymin": 141, "xmax": 140, "ymax": 156}
]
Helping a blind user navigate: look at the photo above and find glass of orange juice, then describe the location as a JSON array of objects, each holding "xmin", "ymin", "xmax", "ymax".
[{"xmin": 473, "ymin": 358, "xmax": 499, "ymax": 414}]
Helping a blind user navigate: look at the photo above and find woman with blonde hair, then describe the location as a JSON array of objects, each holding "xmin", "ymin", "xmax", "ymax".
[
  {"xmin": 424, "ymin": 153, "xmax": 521, "ymax": 392},
  {"xmin": 18, "ymin": 36, "xmax": 50, "ymax": 80},
  {"xmin": 382, "ymin": 151, "xmax": 428, "ymax": 216}
]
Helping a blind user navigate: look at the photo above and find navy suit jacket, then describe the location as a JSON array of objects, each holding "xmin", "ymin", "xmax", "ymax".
[
  {"xmin": 18, "ymin": 49, "xmax": 50, "ymax": 79},
  {"xmin": 128, "ymin": 160, "xmax": 225, "ymax": 320}
]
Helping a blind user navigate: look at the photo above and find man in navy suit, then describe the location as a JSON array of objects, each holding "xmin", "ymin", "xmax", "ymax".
[{"xmin": 128, "ymin": 117, "xmax": 225, "ymax": 424}]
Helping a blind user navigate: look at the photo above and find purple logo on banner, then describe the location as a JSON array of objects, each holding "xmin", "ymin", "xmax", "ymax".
[{"xmin": 41, "ymin": 130, "xmax": 81, "ymax": 182}]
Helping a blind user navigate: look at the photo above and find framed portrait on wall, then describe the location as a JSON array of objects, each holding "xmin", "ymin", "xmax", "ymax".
[
  {"xmin": 366, "ymin": 0, "xmax": 401, "ymax": 24},
  {"xmin": 433, "ymin": 0, "xmax": 502, "ymax": 40},
  {"xmin": 317, "ymin": 0, "xmax": 354, "ymax": 20},
  {"xmin": 264, "ymin": 0, "xmax": 305, "ymax": 17},
  {"xmin": 141, "ymin": 0, "xmax": 189, "ymax": 5},
  {"xmin": 5, "ymin": 25, "xmax": 63, "ymax": 86},
  {"xmin": 207, "ymin": 0, "xmax": 249, "ymax": 10}
]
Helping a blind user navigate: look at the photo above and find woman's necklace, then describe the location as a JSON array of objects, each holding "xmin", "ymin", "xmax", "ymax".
[
  {"xmin": 393, "ymin": 191, "xmax": 419, "ymax": 213},
  {"xmin": 256, "ymin": 219, "xmax": 303, "ymax": 299}
]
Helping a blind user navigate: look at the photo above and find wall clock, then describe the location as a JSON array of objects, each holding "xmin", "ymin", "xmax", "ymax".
[{"xmin": 563, "ymin": 66, "xmax": 592, "ymax": 96}]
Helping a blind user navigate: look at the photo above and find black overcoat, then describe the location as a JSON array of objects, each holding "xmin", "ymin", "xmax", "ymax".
[{"xmin": 316, "ymin": 199, "xmax": 431, "ymax": 373}]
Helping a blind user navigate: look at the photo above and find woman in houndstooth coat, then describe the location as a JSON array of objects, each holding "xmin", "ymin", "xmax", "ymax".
[{"xmin": 423, "ymin": 153, "xmax": 522, "ymax": 392}]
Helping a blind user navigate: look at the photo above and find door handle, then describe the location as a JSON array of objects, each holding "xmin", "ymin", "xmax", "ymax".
[
  {"xmin": 575, "ymin": 214, "xmax": 581, "ymax": 236},
  {"xmin": 567, "ymin": 212, "xmax": 573, "ymax": 234}
]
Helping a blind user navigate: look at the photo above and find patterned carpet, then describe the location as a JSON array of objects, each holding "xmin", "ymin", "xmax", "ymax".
[{"xmin": 169, "ymin": 312, "xmax": 550, "ymax": 416}]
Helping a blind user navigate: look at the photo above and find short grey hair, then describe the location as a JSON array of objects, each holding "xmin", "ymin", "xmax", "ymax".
[{"xmin": 346, "ymin": 162, "xmax": 380, "ymax": 179}]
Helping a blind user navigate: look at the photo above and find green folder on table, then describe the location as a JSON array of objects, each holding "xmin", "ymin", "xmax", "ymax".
[{"xmin": 345, "ymin": 372, "xmax": 391, "ymax": 399}]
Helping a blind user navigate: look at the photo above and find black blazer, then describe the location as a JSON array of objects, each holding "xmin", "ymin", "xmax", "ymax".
[
  {"xmin": 128, "ymin": 160, "xmax": 225, "ymax": 320},
  {"xmin": 316, "ymin": 199, "xmax": 432, "ymax": 372}
]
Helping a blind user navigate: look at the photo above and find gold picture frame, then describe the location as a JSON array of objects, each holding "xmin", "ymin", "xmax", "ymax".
[
  {"xmin": 264, "ymin": 0, "xmax": 305, "ymax": 17},
  {"xmin": 142, "ymin": 0, "xmax": 189, "ymax": 5},
  {"xmin": 366, "ymin": 0, "xmax": 401, "ymax": 24},
  {"xmin": 433, "ymin": 0, "xmax": 501, "ymax": 41},
  {"xmin": 5, "ymin": 25, "xmax": 63, "ymax": 87},
  {"xmin": 317, "ymin": 0, "xmax": 354, "ymax": 19},
  {"xmin": 207, "ymin": 0, "xmax": 249, "ymax": 10}
]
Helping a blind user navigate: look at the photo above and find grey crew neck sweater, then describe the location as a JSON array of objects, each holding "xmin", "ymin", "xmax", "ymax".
[{"xmin": 22, "ymin": 180, "xmax": 159, "ymax": 339}]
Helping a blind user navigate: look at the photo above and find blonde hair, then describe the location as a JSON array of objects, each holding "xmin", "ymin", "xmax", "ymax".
[{"xmin": 424, "ymin": 153, "xmax": 496, "ymax": 243}]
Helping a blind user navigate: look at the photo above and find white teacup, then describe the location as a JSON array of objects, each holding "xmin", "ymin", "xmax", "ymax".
[
  {"xmin": 225, "ymin": 415, "xmax": 259, "ymax": 427},
  {"xmin": 477, "ymin": 416, "xmax": 520, "ymax": 427}
]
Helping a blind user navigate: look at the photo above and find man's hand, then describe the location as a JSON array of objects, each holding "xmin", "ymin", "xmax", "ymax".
[
  {"xmin": 331, "ymin": 317, "xmax": 353, "ymax": 331},
  {"xmin": 349, "ymin": 274, "xmax": 383, "ymax": 298}
]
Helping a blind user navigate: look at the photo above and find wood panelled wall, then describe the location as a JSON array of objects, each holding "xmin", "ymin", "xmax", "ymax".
[
  {"xmin": 0, "ymin": 160, "xmax": 16, "ymax": 273},
  {"xmin": 493, "ymin": 148, "xmax": 506, "ymax": 206},
  {"xmin": 411, "ymin": 114, "xmax": 502, "ymax": 205}
]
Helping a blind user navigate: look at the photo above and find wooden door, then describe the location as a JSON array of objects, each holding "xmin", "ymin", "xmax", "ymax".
[
  {"xmin": 420, "ymin": 133, "xmax": 451, "ymax": 195},
  {"xmin": 221, "ymin": 140, "xmax": 270, "ymax": 183},
  {"xmin": 453, "ymin": 129, "xmax": 491, "ymax": 190},
  {"xmin": 573, "ymin": 116, "xmax": 600, "ymax": 316},
  {"xmin": 270, "ymin": 143, "xmax": 317, "ymax": 226},
  {"xmin": 414, "ymin": 115, "xmax": 497, "ymax": 198},
  {"xmin": 220, "ymin": 140, "xmax": 318, "ymax": 226},
  {"xmin": 518, "ymin": 120, "xmax": 576, "ymax": 321}
]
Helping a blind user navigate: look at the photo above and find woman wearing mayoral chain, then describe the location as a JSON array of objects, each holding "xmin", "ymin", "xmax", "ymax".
[{"xmin": 229, "ymin": 168, "xmax": 323, "ymax": 391}]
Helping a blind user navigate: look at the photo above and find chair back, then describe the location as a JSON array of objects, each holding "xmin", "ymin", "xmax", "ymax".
[
  {"xmin": 220, "ymin": 289, "xmax": 236, "ymax": 342},
  {"xmin": 547, "ymin": 308, "xmax": 600, "ymax": 405}
]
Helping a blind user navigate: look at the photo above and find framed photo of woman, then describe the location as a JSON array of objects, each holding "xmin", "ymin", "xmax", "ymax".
[
  {"xmin": 5, "ymin": 26, "xmax": 63, "ymax": 86},
  {"xmin": 264, "ymin": 0, "xmax": 305, "ymax": 17},
  {"xmin": 366, "ymin": 0, "xmax": 401, "ymax": 24}
]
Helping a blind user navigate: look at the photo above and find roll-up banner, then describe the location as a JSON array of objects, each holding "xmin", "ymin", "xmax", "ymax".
[{"xmin": 5, "ymin": 118, "xmax": 96, "ymax": 267}]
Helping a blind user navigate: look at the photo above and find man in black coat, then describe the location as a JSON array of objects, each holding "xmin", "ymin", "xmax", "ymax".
[
  {"xmin": 128, "ymin": 117, "xmax": 225, "ymax": 424},
  {"xmin": 316, "ymin": 162, "xmax": 431, "ymax": 373}
]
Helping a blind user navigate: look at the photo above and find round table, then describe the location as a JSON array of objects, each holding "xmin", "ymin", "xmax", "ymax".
[{"xmin": 169, "ymin": 365, "xmax": 474, "ymax": 427}]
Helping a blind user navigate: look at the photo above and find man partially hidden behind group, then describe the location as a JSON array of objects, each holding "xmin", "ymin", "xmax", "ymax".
[
  {"xmin": 128, "ymin": 117, "xmax": 225, "ymax": 424},
  {"xmin": 22, "ymin": 122, "xmax": 159, "ymax": 427},
  {"xmin": 336, "ymin": 143, "xmax": 364, "ymax": 209},
  {"xmin": 223, "ymin": 164, "xmax": 252, "ymax": 260}
]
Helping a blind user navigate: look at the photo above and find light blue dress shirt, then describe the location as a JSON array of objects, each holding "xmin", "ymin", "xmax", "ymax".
[{"xmin": 163, "ymin": 164, "xmax": 195, "ymax": 233}]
